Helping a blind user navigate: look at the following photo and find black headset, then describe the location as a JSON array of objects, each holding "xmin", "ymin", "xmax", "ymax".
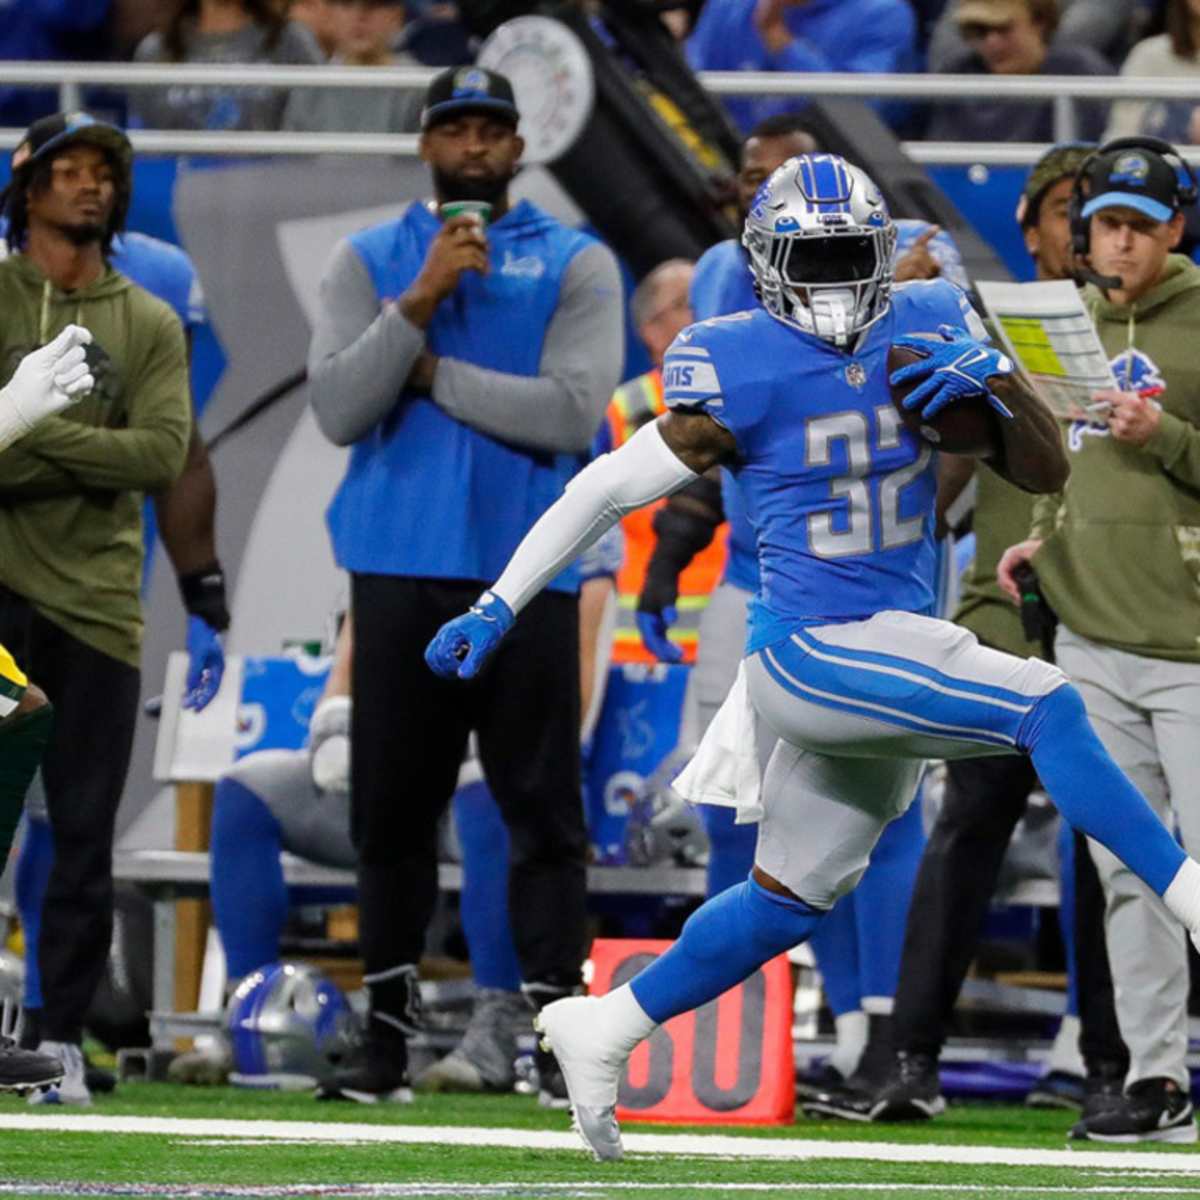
[{"xmin": 1068, "ymin": 135, "xmax": 1199, "ymax": 261}]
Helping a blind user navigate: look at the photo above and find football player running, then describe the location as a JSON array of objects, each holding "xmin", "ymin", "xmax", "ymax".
[
  {"xmin": 0, "ymin": 324, "xmax": 93, "ymax": 1092},
  {"xmin": 426, "ymin": 154, "xmax": 1200, "ymax": 1161}
]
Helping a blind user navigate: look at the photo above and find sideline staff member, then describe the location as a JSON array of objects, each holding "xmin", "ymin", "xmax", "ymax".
[
  {"xmin": 309, "ymin": 66, "xmax": 623, "ymax": 1104},
  {"xmin": 1001, "ymin": 137, "xmax": 1200, "ymax": 1144},
  {"xmin": 0, "ymin": 112, "xmax": 190, "ymax": 1105}
]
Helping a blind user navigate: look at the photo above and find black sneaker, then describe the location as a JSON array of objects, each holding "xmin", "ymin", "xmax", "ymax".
[
  {"xmin": 316, "ymin": 1036, "xmax": 412, "ymax": 1105},
  {"xmin": 1071, "ymin": 1076, "xmax": 1197, "ymax": 1144},
  {"xmin": 1079, "ymin": 1065, "xmax": 1127, "ymax": 1124},
  {"xmin": 870, "ymin": 1052, "xmax": 946, "ymax": 1122},
  {"xmin": 801, "ymin": 1013, "xmax": 897, "ymax": 1122},
  {"xmin": 801, "ymin": 1082, "xmax": 880, "ymax": 1122},
  {"xmin": 0, "ymin": 1036, "xmax": 63, "ymax": 1094},
  {"xmin": 1026, "ymin": 1069, "xmax": 1086, "ymax": 1111}
]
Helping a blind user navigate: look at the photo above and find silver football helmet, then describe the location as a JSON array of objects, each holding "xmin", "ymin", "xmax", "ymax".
[
  {"xmin": 225, "ymin": 962, "xmax": 360, "ymax": 1090},
  {"xmin": 743, "ymin": 154, "xmax": 897, "ymax": 346}
]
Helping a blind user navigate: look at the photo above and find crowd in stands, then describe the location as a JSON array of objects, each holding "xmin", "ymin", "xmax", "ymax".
[
  {"xmin": 3, "ymin": 0, "xmax": 1200, "ymax": 1149},
  {"xmin": 0, "ymin": 0, "xmax": 1192, "ymax": 141}
]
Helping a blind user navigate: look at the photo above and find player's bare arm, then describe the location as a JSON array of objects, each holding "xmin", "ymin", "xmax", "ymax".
[
  {"xmin": 934, "ymin": 452, "xmax": 975, "ymax": 539},
  {"xmin": 655, "ymin": 408, "xmax": 739, "ymax": 475},
  {"xmin": 985, "ymin": 372, "xmax": 1069, "ymax": 495}
]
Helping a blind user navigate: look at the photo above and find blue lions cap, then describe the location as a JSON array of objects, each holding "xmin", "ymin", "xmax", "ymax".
[
  {"xmin": 421, "ymin": 66, "xmax": 519, "ymax": 132},
  {"xmin": 1081, "ymin": 146, "xmax": 1182, "ymax": 224}
]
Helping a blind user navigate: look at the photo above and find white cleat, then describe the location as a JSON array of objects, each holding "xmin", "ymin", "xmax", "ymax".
[{"xmin": 534, "ymin": 997, "xmax": 627, "ymax": 1162}]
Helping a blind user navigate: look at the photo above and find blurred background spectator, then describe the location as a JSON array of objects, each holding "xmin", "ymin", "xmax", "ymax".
[
  {"xmin": 287, "ymin": 0, "xmax": 338, "ymax": 57},
  {"xmin": 929, "ymin": 0, "xmax": 1141, "ymax": 68},
  {"xmin": 685, "ymin": 0, "xmax": 918, "ymax": 133},
  {"xmin": 1107, "ymin": 0, "xmax": 1200, "ymax": 143},
  {"xmin": 130, "ymin": 0, "xmax": 323, "ymax": 131},
  {"xmin": 283, "ymin": 0, "xmax": 423, "ymax": 133},
  {"xmin": 925, "ymin": 0, "xmax": 1113, "ymax": 143},
  {"xmin": 399, "ymin": 0, "xmax": 473, "ymax": 66},
  {"xmin": 0, "ymin": 0, "xmax": 113, "ymax": 127}
]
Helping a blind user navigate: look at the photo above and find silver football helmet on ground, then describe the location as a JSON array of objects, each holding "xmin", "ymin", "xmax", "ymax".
[
  {"xmin": 225, "ymin": 962, "xmax": 360, "ymax": 1090},
  {"xmin": 743, "ymin": 153, "xmax": 897, "ymax": 346}
]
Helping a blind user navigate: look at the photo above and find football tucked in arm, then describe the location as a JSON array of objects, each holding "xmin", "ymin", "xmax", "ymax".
[{"xmin": 888, "ymin": 341, "xmax": 1002, "ymax": 458}]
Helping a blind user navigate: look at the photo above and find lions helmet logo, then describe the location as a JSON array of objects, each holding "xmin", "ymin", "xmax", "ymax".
[
  {"xmin": 1109, "ymin": 348, "xmax": 1166, "ymax": 399},
  {"xmin": 1068, "ymin": 348, "xmax": 1165, "ymax": 451},
  {"xmin": 1109, "ymin": 153, "xmax": 1150, "ymax": 189},
  {"xmin": 453, "ymin": 67, "xmax": 490, "ymax": 97}
]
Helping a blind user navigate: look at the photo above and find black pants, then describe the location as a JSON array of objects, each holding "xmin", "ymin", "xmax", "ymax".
[
  {"xmin": 0, "ymin": 586, "xmax": 140, "ymax": 1044},
  {"xmin": 893, "ymin": 752, "xmax": 1126, "ymax": 1073},
  {"xmin": 350, "ymin": 575, "xmax": 588, "ymax": 996}
]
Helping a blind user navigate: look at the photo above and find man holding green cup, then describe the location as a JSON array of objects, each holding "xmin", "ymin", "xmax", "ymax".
[{"xmin": 308, "ymin": 65, "xmax": 624, "ymax": 1106}]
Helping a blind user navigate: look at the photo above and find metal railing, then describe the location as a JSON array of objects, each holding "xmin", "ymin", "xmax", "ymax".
[{"xmin": 1, "ymin": 60, "xmax": 1196, "ymax": 160}]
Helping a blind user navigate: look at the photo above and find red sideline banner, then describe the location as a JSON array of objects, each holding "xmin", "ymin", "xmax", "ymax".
[{"xmin": 588, "ymin": 938, "xmax": 794, "ymax": 1126}]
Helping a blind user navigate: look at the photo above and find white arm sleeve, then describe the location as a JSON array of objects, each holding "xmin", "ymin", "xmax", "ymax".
[{"xmin": 492, "ymin": 420, "xmax": 699, "ymax": 614}]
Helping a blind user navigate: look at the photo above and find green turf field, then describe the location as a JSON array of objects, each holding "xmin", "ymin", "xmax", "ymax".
[{"xmin": 3, "ymin": 1086, "xmax": 1200, "ymax": 1199}]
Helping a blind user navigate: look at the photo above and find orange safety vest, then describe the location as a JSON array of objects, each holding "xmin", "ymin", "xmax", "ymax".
[{"xmin": 605, "ymin": 368, "xmax": 728, "ymax": 664}]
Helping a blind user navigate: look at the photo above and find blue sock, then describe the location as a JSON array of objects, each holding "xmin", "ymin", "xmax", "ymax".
[
  {"xmin": 855, "ymin": 797, "xmax": 925, "ymax": 1003},
  {"xmin": 1057, "ymin": 817, "xmax": 1079, "ymax": 1019},
  {"xmin": 808, "ymin": 894, "xmax": 861, "ymax": 1017},
  {"xmin": 15, "ymin": 817, "xmax": 53, "ymax": 1010},
  {"xmin": 700, "ymin": 804, "xmax": 758, "ymax": 898},
  {"xmin": 453, "ymin": 781, "xmax": 521, "ymax": 993},
  {"xmin": 631, "ymin": 877, "xmax": 824, "ymax": 1025},
  {"xmin": 211, "ymin": 778, "xmax": 289, "ymax": 980},
  {"xmin": 1023, "ymin": 684, "xmax": 1185, "ymax": 897}
]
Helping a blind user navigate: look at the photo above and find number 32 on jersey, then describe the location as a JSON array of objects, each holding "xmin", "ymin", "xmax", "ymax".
[{"xmin": 806, "ymin": 404, "xmax": 930, "ymax": 559}]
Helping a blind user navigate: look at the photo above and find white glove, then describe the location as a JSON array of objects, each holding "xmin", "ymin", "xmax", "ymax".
[
  {"xmin": 0, "ymin": 325, "xmax": 95, "ymax": 450},
  {"xmin": 309, "ymin": 694, "xmax": 351, "ymax": 794}
]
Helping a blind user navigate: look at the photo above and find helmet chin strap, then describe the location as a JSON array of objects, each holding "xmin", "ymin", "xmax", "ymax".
[{"xmin": 808, "ymin": 288, "xmax": 856, "ymax": 345}]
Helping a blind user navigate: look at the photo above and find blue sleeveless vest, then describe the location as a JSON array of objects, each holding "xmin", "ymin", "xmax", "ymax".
[{"xmin": 327, "ymin": 199, "xmax": 594, "ymax": 592}]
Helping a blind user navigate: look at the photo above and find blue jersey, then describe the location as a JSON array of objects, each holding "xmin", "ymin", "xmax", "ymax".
[
  {"xmin": 111, "ymin": 232, "xmax": 207, "ymax": 332},
  {"xmin": 663, "ymin": 278, "xmax": 983, "ymax": 651}
]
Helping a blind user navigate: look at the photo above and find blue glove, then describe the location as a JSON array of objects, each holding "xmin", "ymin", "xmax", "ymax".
[
  {"xmin": 636, "ymin": 607, "xmax": 683, "ymax": 664},
  {"xmin": 183, "ymin": 615, "xmax": 225, "ymax": 711},
  {"xmin": 425, "ymin": 591, "xmax": 515, "ymax": 680},
  {"xmin": 890, "ymin": 324, "xmax": 1014, "ymax": 421}
]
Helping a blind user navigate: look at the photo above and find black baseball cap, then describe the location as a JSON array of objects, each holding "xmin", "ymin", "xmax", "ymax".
[
  {"xmin": 11, "ymin": 111, "xmax": 132, "ymax": 177},
  {"xmin": 1081, "ymin": 145, "xmax": 1183, "ymax": 224},
  {"xmin": 421, "ymin": 66, "xmax": 519, "ymax": 132}
]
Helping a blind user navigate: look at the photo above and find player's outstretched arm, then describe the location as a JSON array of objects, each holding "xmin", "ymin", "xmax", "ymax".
[
  {"xmin": 985, "ymin": 373, "xmax": 1069, "ymax": 495},
  {"xmin": 0, "ymin": 326, "xmax": 94, "ymax": 452},
  {"xmin": 426, "ymin": 411, "xmax": 735, "ymax": 680}
]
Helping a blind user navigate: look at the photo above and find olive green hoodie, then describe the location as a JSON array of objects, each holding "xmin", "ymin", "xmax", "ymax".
[
  {"xmin": 0, "ymin": 253, "xmax": 190, "ymax": 666},
  {"xmin": 1031, "ymin": 254, "xmax": 1200, "ymax": 661}
]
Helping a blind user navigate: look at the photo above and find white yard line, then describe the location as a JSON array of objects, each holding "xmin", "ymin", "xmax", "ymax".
[
  {"xmin": 4, "ymin": 1184, "xmax": 1200, "ymax": 1198},
  {"xmin": 2, "ymin": 1113, "xmax": 1200, "ymax": 1175}
]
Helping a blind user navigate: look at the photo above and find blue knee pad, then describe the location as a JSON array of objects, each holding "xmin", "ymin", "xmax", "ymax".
[
  {"xmin": 1024, "ymin": 683, "xmax": 1185, "ymax": 897},
  {"xmin": 211, "ymin": 777, "xmax": 288, "ymax": 980},
  {"xmin": 631, "ymin": 877, "xmax": 824, "ymax": 1025}
]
